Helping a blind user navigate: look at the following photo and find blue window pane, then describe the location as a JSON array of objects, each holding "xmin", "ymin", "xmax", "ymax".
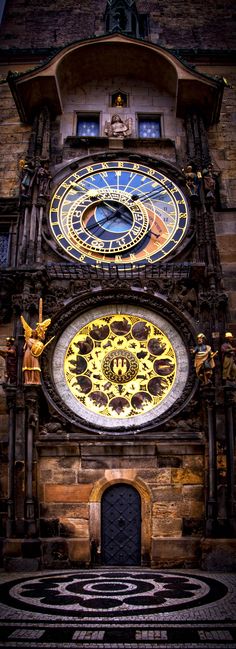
[
  {"xmin": 139, "ymin": 118, "xmax": 161, "ymax": 138},
  {"xmin": 77, "ymin": 117, "xmax": 99, "ymax": 137}
]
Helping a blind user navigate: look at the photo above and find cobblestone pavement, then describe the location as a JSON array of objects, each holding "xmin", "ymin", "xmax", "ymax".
[{"xmin": 0, "ymin": 569, "xmax": 235, "ymax": 648}]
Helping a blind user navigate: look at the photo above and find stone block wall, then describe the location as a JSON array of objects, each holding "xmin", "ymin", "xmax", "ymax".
[
  {"xmin": 0, "ymin": 75, "xmax": 31, "ymax": 197},
  {"xmin": 202, "ymin": 68, "xmax": 236, "ymax": 208},
  {"xmin": 61, "ymin": 77, "xmax": 180, "ymax": 142},
  {"xmin": 0, "ymin": 0, "xmax": 235, "ymax": 51},
  {"xmin": 37, "ymin": 442, "xmax": 205, "ymax": 568}
]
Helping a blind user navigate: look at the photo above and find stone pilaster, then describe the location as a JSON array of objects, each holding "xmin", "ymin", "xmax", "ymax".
[
  {"xmin": 201, "ymin": 386, "xmax": 217, "ymax": 536},
  {"xmin": 4, "ymin": 386, "xmax": 16, "ymax": 538},
  {"xmin": 24, "ymin": 385, "xmax": 40, "ymax": 537},
  {"xmin": 224, "ymin": 386, "xmax": 236, "ymax": 535}
]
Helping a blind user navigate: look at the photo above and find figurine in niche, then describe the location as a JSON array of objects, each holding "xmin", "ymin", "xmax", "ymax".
[
  {"xmin": 19, "ymin": 159, "xmax": 36, "ymax": 198},
  {"xmin": 36, "ymin": 159, "xmax": 52, "ymax": 199},
  {"xmin": 221, "ymin": 332, "xmax": 236, "ymax": 383},
  {"xmin": 183, "ymin": 164, "xmax": 201, "ymax": 201},
  {"xmin": 191, "ymin": 333, "xmax": 216, "ymax": 385},
  {"xmin": 104, "ymin": 114, "xmax": 132, "ymax": 138},
  {"xmin": 0, "ymin": 337, "xmax": 17, "ymax": 384},
  {"xmin": 114, "ymin": 93, "xmax": 124, "ymax": 107},
  {"xmin": 21, "ymin": 314, "xmax": 53, "ymax": 385},
  {"xmin": 202, "ymin": 163, "xmax": 218, "ymax": 204},
  {"xmin": 178, "ymin": 281, "xmax": 197, "ymax": 317}
]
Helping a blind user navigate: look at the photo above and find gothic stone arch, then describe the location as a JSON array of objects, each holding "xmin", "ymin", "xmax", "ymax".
[{"xmin": 89, "ymin": 474, "xmax": 152, "ymax": 565}]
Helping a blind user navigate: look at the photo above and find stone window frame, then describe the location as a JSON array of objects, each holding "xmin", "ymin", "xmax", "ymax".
[
  {"xmin": 137, "ymin": 113, "xmax": 163, "ymax": 139},
  {"xmin": 76, "ymin": 112, "xmax": 101, "ymax": 137}
]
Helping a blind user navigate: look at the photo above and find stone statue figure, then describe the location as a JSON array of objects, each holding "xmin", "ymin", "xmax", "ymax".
[
  {"xmin": 104, "ymin": 114, "xmax": 132, "ymax": 138},
  {"xmin": 114, "ymin": 93, "xmax": 124, "ymax": 107},
  {"xmin": 202, "ymin": 163, "xmax": 218, "ymax": 204},
  {"xmin": 183, "ymin": 164, "xmax": 201, "ymax": 200},
  {"xmin": 0, "ymin": 337, "xmax": 17, "ymax": 384},
  {"xmin": 221, "ymin": 332, "xmax": 236, "ymax": 382},
  {"xmin": 191, "ymin": 333, "xmax": 216, "ymax": 385},
  {"xmin": 19, "ymin": 159, "xmax": 36, "ymax": 199},
  {"xmin": 21, "ymin": 315, "xmax": 53, "ymax": 385},
  {"xmin": 36, "ymin": 160, "xmax": 52, "ymax": 199}
]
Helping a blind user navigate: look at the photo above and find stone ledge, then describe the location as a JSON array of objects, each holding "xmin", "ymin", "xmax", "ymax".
[
  {"xmin": 201, "ymin": 539, "xmax": 236, "ymax": 571},
  {"xmin": 151, "ymin": 537, "xmax": 201, "ymax": 569},
  {"xmin": 151, "ymin": 537, "xmax": 236, "ymax": 571}
]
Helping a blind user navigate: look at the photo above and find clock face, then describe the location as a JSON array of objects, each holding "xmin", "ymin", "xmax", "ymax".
[
  {"xmin": 63, "ymin": 313, "xmax": 177, "ymax": 419},
  {"xmin": 52, "ymin": 305, "xmax": 190, "ymax": 432},
  {"xmin": 49, "ymin": 160, "xmax": 189, "ymax": 269}
]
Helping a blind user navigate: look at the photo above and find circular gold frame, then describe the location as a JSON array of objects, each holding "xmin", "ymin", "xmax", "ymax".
[{"xmin": 52, "ymin": 305, "xmax": 189, "ymax": 430}]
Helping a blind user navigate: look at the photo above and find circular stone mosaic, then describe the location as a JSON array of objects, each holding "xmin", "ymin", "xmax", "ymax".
[
  {"xmin": 1, "ymin": 571, "xmax": 228, "ymax": 619},
  {"xmin": 52, "ymin": 305, "xmax": 189, "ymax": 429},
  {"xmin": 64, "ymin": 314, "xmax": 176, "ymax": 418}
]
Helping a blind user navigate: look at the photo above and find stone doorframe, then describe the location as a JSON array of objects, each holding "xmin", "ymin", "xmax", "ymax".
[{"xmin": 89, "ymin": 472, "xmax": 152, "ymax": 565}]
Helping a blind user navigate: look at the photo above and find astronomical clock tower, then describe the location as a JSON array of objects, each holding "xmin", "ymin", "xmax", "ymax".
[{"xmin": 0, "ymin": 0, "xmax": 236, "ymax": 570}]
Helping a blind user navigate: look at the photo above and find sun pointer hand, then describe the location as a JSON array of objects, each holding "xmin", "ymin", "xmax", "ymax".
[{"xmin": 131, "ymin": 187, "xmax": 166, "ymax": 202}]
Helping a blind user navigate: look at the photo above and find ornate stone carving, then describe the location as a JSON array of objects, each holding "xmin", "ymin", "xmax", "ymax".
[
  {"xmin": 221, "ymin": 332, "xmax": 236, "ymax": 384},
  {"xmin": 0, "ymin": 277, "xmax": 15, "ymax": 323},
  {"xmin": 163, "ymin": 398, "xmax": 202, "ymax": 432},
  {"xmin": 202, "ymin": 163, "xmax": 219, "ymax": 206},
  {"xmin": 12, "ymin": 293, "xmax": 40, "ymax": 314},
  {"xmin": 185, "ymin": 113, "xmax": 210, "ymax": 169},
  {"xmin": 104, "ymin": 114, "xmax": 132, "ymax": 137},
  {"xmin": 36, "ymin": 159, "xmax": 52, "ymax": 201},
  {"xmin": 0, "ymin": 337, "xmax": 17, "ymax": 384},
  {"xmin": 39, "ymin": 418, "xmax": 67, "ymax": 436}
]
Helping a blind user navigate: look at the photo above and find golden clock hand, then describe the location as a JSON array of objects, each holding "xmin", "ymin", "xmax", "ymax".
[
  {"xmin": 102, "ymin": 201, "xmax": 117, "ymax": 212},
  {"xmin": 115, "ymin": 207, "xmax": 160, "ymax": 240},
  {"xmin": 99, "ymin": 201, "xmax": 133, "ymax": 225},
  {"xmin": 83, "ymin": 203, "xmax": 121, "ymax": 234},
  {"xmin": 85, "ymin": 212, "xmax": 116, "ymax": 232},
  {"xmin": 131, "ymin": 187, "xmax": 166, "ymax": 202},
  {"xmin": 147, "ymin": 227, "xmax": 160, "ymax": 240}
]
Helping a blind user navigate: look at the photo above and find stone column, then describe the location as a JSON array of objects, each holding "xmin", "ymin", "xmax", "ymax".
[
  {"xmin": 27, "ymin": 200, "xmax": 37, "ymax": 264},
  {"xmin": 185, "ymin": 113, "xmax": 210, "ymax": 169},
  {"xmin": 224, "ymin": 386, "xmax": 236, "ymax": 535},
  {"xmin": 36, "ymin": 205, "xmax": 44, "ymax": 264},
  {"xmin": 24, "ymin": 385, "xmax": 40, "ymax": 536},
  {"xmin": 201, "ymin": 386, "xmax": 217, "ymax": 536},
  {"xmin": 5, "ymin": 386, "xmax": 16, "ymax": 537}
]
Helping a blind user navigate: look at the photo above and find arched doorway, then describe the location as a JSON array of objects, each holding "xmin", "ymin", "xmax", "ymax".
[{"xmin": 101, "ymin": 483, "xmax": 141, "ymax": 566}]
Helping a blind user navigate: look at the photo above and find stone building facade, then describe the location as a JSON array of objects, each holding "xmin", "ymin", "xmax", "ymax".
[{"xmin": 0, "ymin": 0, "xmax": 236, "ymax": 570}]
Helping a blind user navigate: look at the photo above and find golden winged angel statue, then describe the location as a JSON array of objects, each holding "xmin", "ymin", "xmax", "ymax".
[{"xmin": 21, "ymin": 314, "xmax": 53, "ymax": 385}]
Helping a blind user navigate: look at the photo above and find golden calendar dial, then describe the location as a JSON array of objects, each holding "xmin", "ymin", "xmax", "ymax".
[
  {"xmin": 63, "ymin": 314, "xmax": 176, "ymax": 419},
  {"xmin": 51, "ymin": 305, "xmax": 190, "ymax": 431},
  {"xmin": 49, "ymin": 160, "xmax": 189, "ymax": 269}
]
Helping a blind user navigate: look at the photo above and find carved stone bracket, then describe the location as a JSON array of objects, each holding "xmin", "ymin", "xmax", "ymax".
[{"xmin": 12, "ymin": 292, "xmax": 41, "ymax": 315}]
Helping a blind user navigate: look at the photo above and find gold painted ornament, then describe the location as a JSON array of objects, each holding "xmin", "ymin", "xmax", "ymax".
[
  {"xmin": 49, "ymin": 160, "xmax": 189, "ymax": 270},
  {"xmin": 64, "ymin": 314, "xmax": 176, "ymax": 418}
]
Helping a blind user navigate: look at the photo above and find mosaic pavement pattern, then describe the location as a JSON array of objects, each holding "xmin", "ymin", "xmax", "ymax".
[{"xmin": 0, "ymin": 569, "xmax": 236, "ymax": 648}]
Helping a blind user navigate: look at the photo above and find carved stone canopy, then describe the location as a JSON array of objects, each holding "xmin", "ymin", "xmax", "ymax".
[{"xmin": 8, "ymin": 34, "xmax": 223, "ymax": 126}]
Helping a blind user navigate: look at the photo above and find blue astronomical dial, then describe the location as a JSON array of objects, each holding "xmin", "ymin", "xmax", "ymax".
[{"xmin": 49, "ymin": 160, "xmax": 190, "ymax": 269}]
